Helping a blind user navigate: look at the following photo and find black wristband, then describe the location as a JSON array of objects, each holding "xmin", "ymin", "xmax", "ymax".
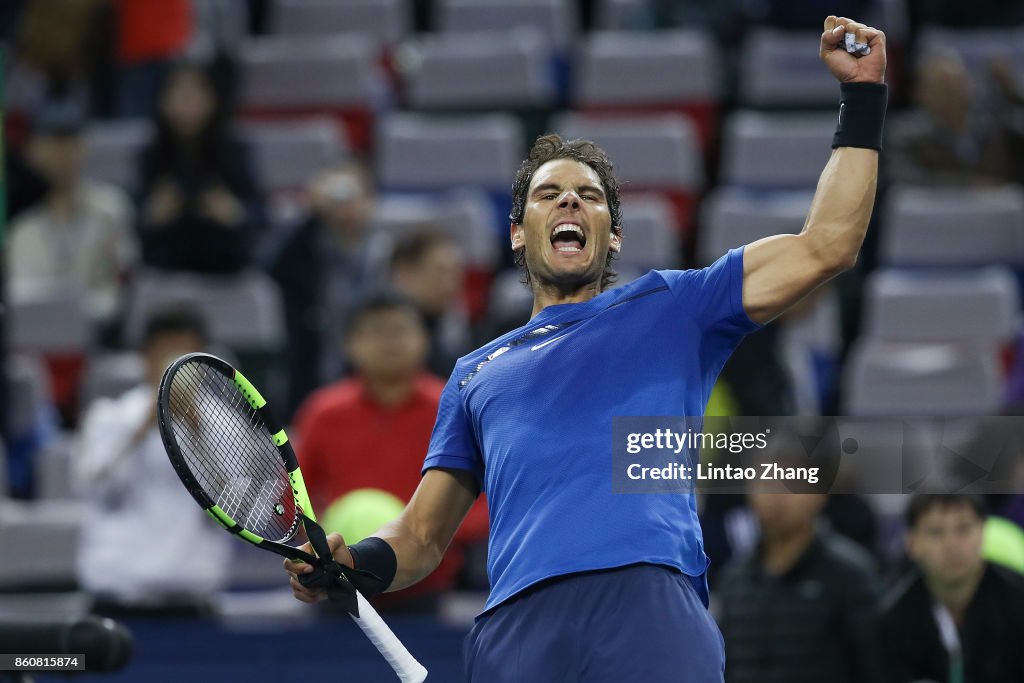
[
  {"xmin": 346, "ymin": 537, "xmax": 397, "ymax": 597},
  {"xmin": 832, "ymin": 82, "xmax": 888, "ymax": 151}
]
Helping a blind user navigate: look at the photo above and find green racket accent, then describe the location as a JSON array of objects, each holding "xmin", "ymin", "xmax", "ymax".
[
  {"xmin": 289, "ymin": 468, "xmax": 317, "ymax": 522},
  {"xmin": 207, "ymin": 505, "xmax": 235, "ymax": 529},
  {"xmin": 233, "ymin": 370, "xmax": 267, "ymax": 410},
  {"xmin": 239, "ymin": 529, "xmax": 264, "ymax": 544},
  {"xmin": 272, "ymin": 429, "xmax": 288, "ymax": 446}
]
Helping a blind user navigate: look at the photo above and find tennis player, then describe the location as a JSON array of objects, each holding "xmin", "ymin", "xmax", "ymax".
[{"xmin": 286, "ymin": 16, "xmax": 887, "ymax": 682}]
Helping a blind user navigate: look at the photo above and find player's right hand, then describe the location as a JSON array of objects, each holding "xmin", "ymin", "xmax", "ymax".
[{"xmin": 284, "ymin": 532, "xmax": 354, "ymax": 603}]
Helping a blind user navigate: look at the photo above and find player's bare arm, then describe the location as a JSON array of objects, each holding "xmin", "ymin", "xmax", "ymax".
[
  {"xmin": 742, "ymin": 16, "xmax": 887, "ymax": 325},
  {"xmin": 286, "ymin": 468, "xmax": 478, "ymax": 602}
]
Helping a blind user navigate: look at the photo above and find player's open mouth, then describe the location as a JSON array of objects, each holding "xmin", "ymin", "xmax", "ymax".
[{"xmin": 550, "ymin": 223, "xmax": 586, "ymax": 253}]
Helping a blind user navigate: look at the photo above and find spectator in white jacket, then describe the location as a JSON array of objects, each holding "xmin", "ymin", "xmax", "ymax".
[{"xmin": 75, "ymin": 305, "xmax": 230, "ymax": 615}]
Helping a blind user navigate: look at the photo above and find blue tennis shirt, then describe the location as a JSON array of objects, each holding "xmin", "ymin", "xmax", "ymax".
[{"xmin": 422, "ymin": 247, "xmax": 760, "ymax": 612}]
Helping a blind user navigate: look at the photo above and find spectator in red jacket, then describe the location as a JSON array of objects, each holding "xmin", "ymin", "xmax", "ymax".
[{"xmin": 293, "ymin": 291, "xmax": 488, "ymax": 609}]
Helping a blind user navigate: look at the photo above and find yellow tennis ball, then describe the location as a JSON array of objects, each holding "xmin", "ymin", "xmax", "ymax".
[
  {"xmin": 983, "ymin": 516, "xmax": 1024, "ymax": 575},
  {"xmin": 322, "ymin": 488, "xmax": 406, "ymax": 544}
]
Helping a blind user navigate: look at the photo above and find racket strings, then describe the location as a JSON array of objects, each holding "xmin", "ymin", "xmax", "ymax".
[{"xmin": 166, "ymin": 361, "xmax": 299, "ymax": 542}]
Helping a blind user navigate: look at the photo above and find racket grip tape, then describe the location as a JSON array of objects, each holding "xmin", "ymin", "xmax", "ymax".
[{"xmin": 351, "ymin": 592, "xmax": 429, "ymax": 683}]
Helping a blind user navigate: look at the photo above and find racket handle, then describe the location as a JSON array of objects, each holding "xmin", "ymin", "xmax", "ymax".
[{"xmin": 350, "ymin": 591, "xmax": 429, "ymax": 683}]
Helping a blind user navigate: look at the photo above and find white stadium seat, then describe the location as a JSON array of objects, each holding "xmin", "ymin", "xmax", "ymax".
[
  {"xmin": 739, "ymin": 29, "xmax": 840, "ymax": 107},
  {"xmin": 242, "ymin": 118, "xmax": 349, "ymax": 193},
  {"xmin": 551, "ymin": 112, "xmax": 703, "ymax": 190},
  {"xmin": 698, "ymin": 188, "xmax": 814, "ymax": 264},
  {"xmin": 719, "ymin": 111, "xmax": 834, "ymax": 189},
  {"xmin": 436, "ymin": 0, "xmax": 578, "ymax": 49},
  {"xmin": 842, "ymin": 340, "xmax": 1003, "ymax": 416},
  {"xmin": 862, "ymin": 268, "xmax": 1020, "ymax": 343},
  {"xmin": 402, "ymin": 30, "xmax": 557, "ymax": 109},
  {"xmin": 273, "ymin": 0, "xmax": 411, "ymax": 44},
  {"xmin": 879, "ymin": 185, "xmax": 1024, "ymax": 267},
  {"xmin": 239, "ymin": 34, "xmax": 386, "ymax": 109},
  {"xmin": 616, "ymin": 194, "xmax": 682, "ymax": 271},
  {"xmin": 376, "ymin": 112, "xmax": 523, "ymax": 190}
]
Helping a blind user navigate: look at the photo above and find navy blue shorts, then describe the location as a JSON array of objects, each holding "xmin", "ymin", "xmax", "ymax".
[{"xmin": 464, "ymin": 564, "xmax": 725, "ymax": 683}]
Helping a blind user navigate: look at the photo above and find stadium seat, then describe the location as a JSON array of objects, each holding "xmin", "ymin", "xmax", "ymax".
[
  {"xmin": 8, "ymin": 291, "xmax": 90, "ymax": 354},
  {"xmin": 242, "ymin": 118, "xmax": 349, "ymax": 195},
  {"xmin": 34, "ymin": 434, "xmax": 77, "ymax": 501},
  {"xmin": 594, "ymin": 0, "xmax": 657, "ymax": 30},
  {"xmin": 123, "ymin": 269, "xmax": 286, "ymax": 352},
  {"xmin": 615, "ymin": 194, "xmax": 682, "ymax": 271},
  {"xmin": 842, "ymin": 340, "xmax": 1003, "ymax": 416},
  {"xmin": 0, "ymin": 499, "xmax": 84, "ymax": 589},
  {"xmin": 436, "ymin": 0, "xmax": 578, "ymax": 50},
  {"xmin": 879, "ymin": 185, "xmax": 1024, "ymax": 267},
  {"xmin": 79, "ymin": 352, "xmax": 146, "ymax": 408},
  {"xmin": 401, "ymin": 30, "xmax": 558, "ymax": 109},
  {"xmin": 698, "ymin": 188, "xmax": 814, "ymax": 265},
  {"xmin": 238, "ymin": 34, "xmax": 387, "ymax": 152},
  {"xmin": 552, "ymin": 112, "xmax": 703, "ymax": 231},
  {"xmin": 719, "ymin": 111, "xmax": 834, "ymax": 189},
  {"xmin": 863, "ymin": 268, "xmax": 1020, "ymax": 344},
  {"xmin": 81, "ymin": 119, "xmax": 153, "ymax": 194},
  {"xmin": 375, "ymin": 189, "xmax": 501, "ymax": 270},
  {"xmin": 573, "ymin": 30, "xmax": 721, "ymax": 148},
  {"xmin": 272, "ymin": 0, "xmax": 411, "ymax": 45},
  {"xmin": 375, "ymin": 189, "xmax": 503, "ymax": 320},
  {"xmin": 738, "ymin": 29, "xmax": 841, "ymax": 108},
  {"xmin": 376, "ymin": 112, "xmax": 523, "ymax": 192}
]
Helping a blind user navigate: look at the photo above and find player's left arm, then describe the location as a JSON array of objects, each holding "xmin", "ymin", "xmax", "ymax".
[{"xmin": 742, "ymin": 16, "xmax": 886, "ymax": 325}]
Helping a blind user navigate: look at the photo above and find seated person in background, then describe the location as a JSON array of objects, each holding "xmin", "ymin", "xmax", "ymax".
[
  {"xmin": 887, "ymin": 51, "xmax": 1017, "ymax": 186},
  {"xmin": 389, "ymin": 230, "xmax": 473, "ymax": 379},
  {"xmin": 717, "ymin": 481, "xmax": 882, "ymax": 682},
  {"xmin": 879, "ymin": 494, "xmax": 1024, "ymax": 683},
  {"xmin": 137, "ymin": 60, "xmax": 263, "ymax": 274},
  {"xmin": 266, "ymin": 161, "xmax": 381, "ymax": 417},
  {"xmin": 6, "ymin": 98, "xmax": 138, "ymax": 342},
  {"xmin": 74, "ymin": 305, "xmax": 230, "ymax": 615},
  {"xmin": 293, "ymin": 291, "xmax": 487, "ymax": 609}
]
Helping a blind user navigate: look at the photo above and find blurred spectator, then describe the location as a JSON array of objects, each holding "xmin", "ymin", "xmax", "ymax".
[
  {"xmin": 136, "ymin": 61, "xmax": 263, "ymax": 275},
  {"xmin": 266, "ymin": 161, "xmax": 382, "ymax": 416},
  {"xmin": 292, "ymin": 291, "xmax": 487, "ymax": 608},
  {"xmin": 717, "ymin": 489, "xmax": 883, "ymax": 682},
  {"xmin": 390, "ymin": 230, "xmax": 473, "ymax": 378},
  {"xmin": 879, "ymin": 494, "xmax": 1024, "ymax": 683},
  {"xmin": 74, "ymin": 305, "xmax": 230, "ymax": 615},
  {"xmin": 5, "ymin": 98, "xmax": 138, "ymax": 343},
  {"xmin": 15, "ymin": 0, "xmax": 104, "ymax": 99},
  {"xmin": 887, "ymin": 51, "xmax": 1018, "ymax": 186},
  {"xmin": 114, "ymin": 0, "xmax": 193, "ymax": 117}
]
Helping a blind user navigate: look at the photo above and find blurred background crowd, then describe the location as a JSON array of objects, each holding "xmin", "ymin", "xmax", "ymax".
[{"xmin": 2, "ymin": 0, "xmax": 1024, "ymax": 680}]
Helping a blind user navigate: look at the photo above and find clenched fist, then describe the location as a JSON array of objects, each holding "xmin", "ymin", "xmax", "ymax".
[{"xmin": 820, "ymin": 15, "xmax": 886, "ymax": 84}]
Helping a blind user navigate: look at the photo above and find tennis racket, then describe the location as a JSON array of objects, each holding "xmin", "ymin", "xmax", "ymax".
[{"xmin": 156, "ymin": 352, "xmax": 428, "ymax": 683}]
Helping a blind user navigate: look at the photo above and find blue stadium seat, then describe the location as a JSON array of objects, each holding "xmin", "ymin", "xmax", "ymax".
[
  {"xmin": 242, "ymin": 118, "xmax": 349, "ymax": 195},
  {"xmin": 81, "ymin": 119, "xmax": 153, "ymax": 194}
]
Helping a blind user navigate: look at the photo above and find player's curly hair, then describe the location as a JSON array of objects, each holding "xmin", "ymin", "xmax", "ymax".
[{"xmin": 509, "ymin": 134, "xmax": 623, "ymax": 290}]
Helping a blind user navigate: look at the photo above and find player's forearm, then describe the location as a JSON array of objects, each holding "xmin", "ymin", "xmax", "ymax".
[
  {"xmin": 800, "ymin": 146, "xmax": 878, "ymax": 275},
  {"xmin": 372, "ymin": 518, "xmax": 449, "ymax": 592}
]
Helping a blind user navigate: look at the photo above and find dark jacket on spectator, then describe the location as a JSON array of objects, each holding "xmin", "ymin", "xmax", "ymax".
[
  {"xmin": 878, "ymin": 563, "xmax": 1024, "ymax": 683},
  {"xmin": 717, "ymin": 527, "xmax": 884, "ymax": 683}
]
